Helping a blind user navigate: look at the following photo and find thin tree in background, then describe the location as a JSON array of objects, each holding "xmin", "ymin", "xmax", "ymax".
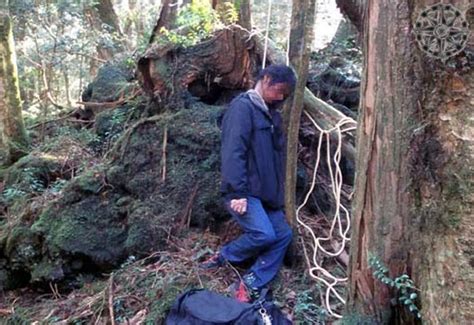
[
  {"xmin": 284, "ymin": 0, "xmax": 316, "ymax": 226},
  {"xmin": 237, "ymin": 0, "xmax": 251, "ymax": 30},
  {"xmin": 95, "ymin": 0, "xmax": 123, "ymax": 36},
  {"xmin": 149, "ymin": 0, "xmax": 179, "ymax": 43},
  {"xmin": 84, "ymin": 0, "xmax": 125, "ymax": 69},
  {"xmin": 0, "ymin": 0, "xmax": 28, "ymax": 164}
]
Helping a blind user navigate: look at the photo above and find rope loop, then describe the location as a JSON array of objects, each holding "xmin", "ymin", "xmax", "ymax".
[{"xmin": 297, "ymin": 112, "xmax": 357, "ymax": 318}]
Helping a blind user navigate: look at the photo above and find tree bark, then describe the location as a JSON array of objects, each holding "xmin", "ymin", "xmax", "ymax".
[
  {"xmin": 237, "ymin": 0, "xmax": 251, "ymax": 30},
  {"xmin": 149, "ymin": 0, "xmax": 179, "ymax": 43},
  {"xmin": 347, "ymin": 1, "xmax": 473, "ymax": 324},
  {"xmin": 0, "ymin": 0, "xmax": 28, "ymax": 163},
  {"xmin": 284, "ymin": 0, "xmax": 316, "ymax": 226},
  {"xmin": 63, "ymin": 66, "xmax": 72, "ymax": 108},
  {"xmin": 139, "ymin": 26, "xmax": 260, "ymax": 98},
  {"xmin": 84, "ymin": 0, "xmax": 124, "ymax": 63},
  {"xmin": 95, "ymin": 0, "xmax": 123, "ymax": 35},
  {"xmin": 335, "ymin": 0, "xmax": 363, "ymax": 33}
]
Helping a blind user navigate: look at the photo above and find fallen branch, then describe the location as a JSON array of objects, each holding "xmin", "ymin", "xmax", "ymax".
[
  {"xmin": 27, "ymin": 109, "xmax": 77, "ymax": 129},
  {"xmin": 303, "ymin": 90, "xmax": 357, "ymax": 169},
  {"xmin": 49, "ymin": 282, "xmax": 62, "ymax": 300},
  {"xmin": 179, "ymin": 184, "xmax": 199, "ymax": 229},
  {"xmin": 161, "ymin": 126, "xmax": 168, "ymax": 182},
  {"xmin": 77, "ymin": 88, "xmax": 142, "ymax": 111},
  {"xmin": 105, "ymin": 115, "xmax": 164, "ymax": 162},
  {"xmin": 108, "ymin": 275, "xmax": 115, "ymax": 325},
  {"xmin": 0, "ymin": 308, "xmax": 13, "ymax": 316}
]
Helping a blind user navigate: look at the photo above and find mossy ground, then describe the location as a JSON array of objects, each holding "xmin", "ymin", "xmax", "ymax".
[
  {"xmin": 0, "ymin": 228, "xmax": 337, "ymax": 324},
  {"xmin": 0, "ymin": 99, "xmax": 227, "ymax": 291}
]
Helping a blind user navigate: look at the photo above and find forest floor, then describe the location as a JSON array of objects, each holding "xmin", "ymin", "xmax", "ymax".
[
  {"xmin": 1, "ymin": 226, "xmax": 343, "ymax": 324},
  {"xmin": 0, "ymin": 14, "xmax": 359, "ymax": 323}
]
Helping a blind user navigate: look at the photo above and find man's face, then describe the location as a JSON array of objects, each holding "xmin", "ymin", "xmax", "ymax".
[{"xmin": 261, "ymin": 76, "xmax": 292, "ymax": 105}]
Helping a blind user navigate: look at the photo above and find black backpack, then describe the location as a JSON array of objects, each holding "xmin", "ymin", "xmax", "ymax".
[{"xmin": 165, "ymin": 288, "xmax": 292, "ymax": 324}]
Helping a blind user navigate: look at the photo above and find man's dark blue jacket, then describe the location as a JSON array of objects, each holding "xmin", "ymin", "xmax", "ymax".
[{"xmin": 220, "ymin": 91, "xmax": 285, "ymax": 209}]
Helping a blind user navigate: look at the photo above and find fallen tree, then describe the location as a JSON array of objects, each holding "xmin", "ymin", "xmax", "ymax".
[{"xmin": 138, "ymin": 24, "xmax": 357, "ymax": 160}]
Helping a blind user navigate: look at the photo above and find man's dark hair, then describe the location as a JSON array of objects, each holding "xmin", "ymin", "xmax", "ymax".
[{"xmin": 257, "ymin": 64, "xmax": 296, "ymax": 90}]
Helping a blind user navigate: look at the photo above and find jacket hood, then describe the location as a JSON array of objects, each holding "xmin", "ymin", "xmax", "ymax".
[{"xmin": 246, "ymin": 89, "xmax": 270, "ymax": 116}]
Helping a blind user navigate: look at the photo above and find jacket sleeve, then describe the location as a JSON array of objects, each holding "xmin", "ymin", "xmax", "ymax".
[{"xmin": 221, "ymin": 99, "xmax": 252, "ymax": 200}]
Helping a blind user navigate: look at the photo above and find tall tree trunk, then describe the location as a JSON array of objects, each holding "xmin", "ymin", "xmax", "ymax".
[
  {"xmin": 149, "ymin": 0, "xmax": 179, "ymax": 43},
  {"xmin": 335, "ymin": 0, "xmax": 363, "ymax": 33},
  {"xmin": 284, "ymin": 0, "xmax": 316, "ymax": 226},
  {"xmin": 237, "ymin": 0, "xmax": 251, "ymax": 30},
  {"xmin": 213, "ymin": 0, "xmax": 236, "ymax": 25},
  {"xmin": 95, "ymin": 0, "xmax": 123, "ymax": 35},
  {"xmin": 63, "ymin": 66, "xmax": 71, "ymax": 108},
  {"xmin": 0, "ymin": 0, "xmax": 28, "ymax": 163},
  {"xmin": 347, "ymin": 1, "xmax": 473, "ymax": 324},
  {"xmin": 84, "ymin": 0, "xmax": 123, "ymax": 62}
]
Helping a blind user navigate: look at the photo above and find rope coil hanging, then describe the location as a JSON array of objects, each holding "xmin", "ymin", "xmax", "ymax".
[
  {"xmin": 258, "ymin": 1, "xmax": 357, "ymax": 317},
  {"xmin": 297, "ymin": 112, "xmax": 357, "ymax": 318}
]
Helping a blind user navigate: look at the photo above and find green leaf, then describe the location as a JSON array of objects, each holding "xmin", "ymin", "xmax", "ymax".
[
  {"xmin": 410, "ymin": 293, "xmax": 417, "ymax": 300},
  {"xmin": 404, "ymin": 299, "xmax": 412, "ymax": 305}
]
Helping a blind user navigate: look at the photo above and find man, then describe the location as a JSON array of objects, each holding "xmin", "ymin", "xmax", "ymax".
[{"xmin": 201, "ymin": 64, "xmax": 296, "ymax": 302}]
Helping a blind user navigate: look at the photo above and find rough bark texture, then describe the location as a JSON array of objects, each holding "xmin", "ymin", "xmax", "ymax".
[
  {"xmin": 84, "ymin": 0, "xmax": 124, "ymax": 63},
  {"xmin": 149, "ymin": 0, "xmax": 179, "ymax": 43},
  {"xmin": 138, "ymin": 26, "xmax": 263, "ymax": 100},
  {"xmin": 335, "ymin": 0, "xmax": 364, "ymax": 32},
  {"xmin": 284, "ymin": 0, "xmax": 316, "ymax": 226},
  {"xmin": 237, "ymin": 0, "xmax": 251, "ymax": 30},
  {"xmin": 347, "ymin": 1, "xmax": 473, "ymax": 323},
  {"xmin": 0, "ymin": 2, "xmax": 28, "ymax": 163},
  {"xmin": 95, "ymin": 0, "xmax": 122, "ymax": 35}
]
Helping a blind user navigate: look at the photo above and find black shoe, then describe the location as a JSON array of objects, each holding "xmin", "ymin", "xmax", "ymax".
[{"xmin": 199, "ymin": 252, "xmax": 226, "ymax": 269}]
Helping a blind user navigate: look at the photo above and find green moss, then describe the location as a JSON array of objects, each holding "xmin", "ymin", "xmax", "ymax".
[
  {"xmin": 32, "ymin": 195, "xmax": 128, "ymax": 268},
  {"xmin": 3, "ymin": 102, "xmax": 228, "ymax": 284},
  {"xmin": 5, "ymin": 226, "xmax": 30, "ymax": 255},
  {"xmin": 440, "ymin": 155, "xmax": 472, "ymax": 228},
  {"xmin": 2, "ymin": 154, "xmax": 63, "ymax": 206},
  {"xmin": 0, "ymin": 223, "xmax": 9, "ymax": 251},
  {"xmin": 0, "ymin": 14, "xmax": 29, "ymax": 163},
  {"xmin": 5, "ymin": 226, "xmax": 41, "ymax": 271},
  {"xmin": 0, "ymin": 166, "xmax": 7, "ymax": 180},
  {"xmin": 72, "ymin": 166, "xmax": 106, "ymax": 194},
  {"xmin": 411, "ymin": 132, "xmax": 472, "ymax": 232},
  {"xmin": 144, "ymin": 275, "xmax": 197, "ymax": 324},
  {"xmin": 30, "ymin": 257, "xmax": 65, "ymax": 283},
  {"xmin": 341, "ymin": 313, "xmax": 381, "ymax": 325}
]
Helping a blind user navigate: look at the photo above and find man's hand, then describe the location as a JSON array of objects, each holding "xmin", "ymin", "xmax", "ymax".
[{"xmin": 230, "ymin": 198, "xmax": 247, "ymax": 215}]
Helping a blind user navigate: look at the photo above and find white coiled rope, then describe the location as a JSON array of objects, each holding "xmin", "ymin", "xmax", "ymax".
[{"xmin": 296, "ymin": 111, "xmax": 357, "ymax": 318}]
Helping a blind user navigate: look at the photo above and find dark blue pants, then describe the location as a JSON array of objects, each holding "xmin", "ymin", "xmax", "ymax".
[{"xmin": 220, "ymin": 196, "xmax": 293, "ymax": 289}]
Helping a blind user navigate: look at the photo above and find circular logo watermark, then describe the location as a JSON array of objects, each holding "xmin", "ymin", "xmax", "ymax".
[{"xmin": 413, "ymin": 3, "xmax": 470, "ymax": 62}]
